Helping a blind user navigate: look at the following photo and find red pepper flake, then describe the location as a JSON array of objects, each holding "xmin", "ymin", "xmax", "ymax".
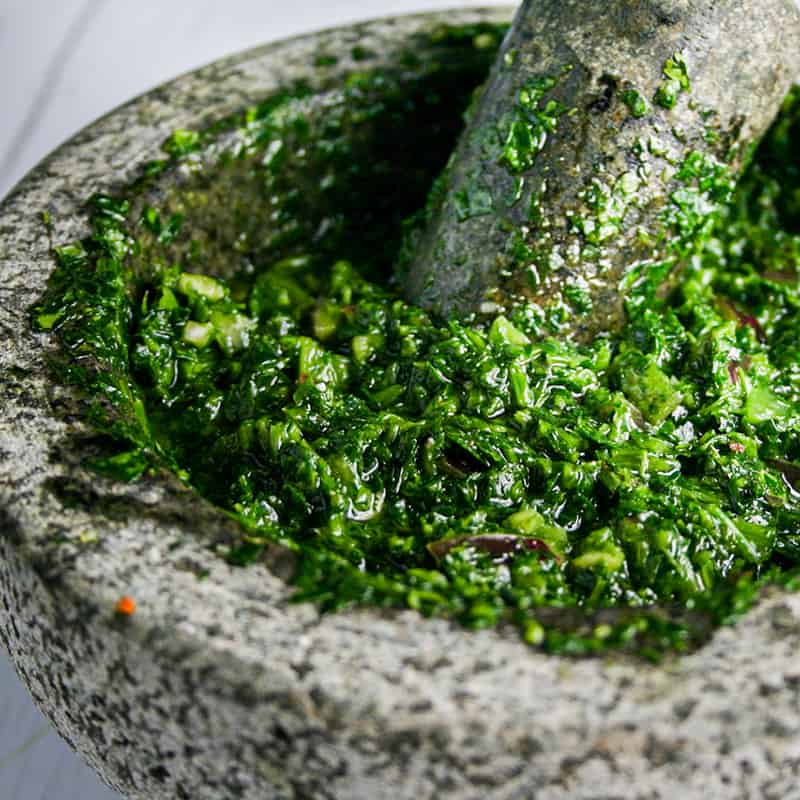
[
  {"xmin": 297, "ymin": 372, "xmax": 308, "ymax": 384},
  {"xmin": 427, "ymin": 533, "xmax": 557, "ymax": 564},
  {"xmin": 114, "ymin": 596, "xmax": 136, "ymax": 616},
  {"xmin": 719, "ymin": 298, "xmax": 766, "ymax": 342},
  {"xmin": 729, "ymin": 442, "xmax": 746, "ymax": 454},
  {"xmin": 737, "ymin": 312, "xmax": 765, "ymax": 342},
  {"xmin": 762, "ymin": 270, "xmax": 797, "ymax": 285},
  {"xmin": 727, "ymin": 356, "xmax": 752, "ymax": 384}
]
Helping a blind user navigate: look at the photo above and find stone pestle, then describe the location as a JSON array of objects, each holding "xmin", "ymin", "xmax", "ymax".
[{"xmin": 401, "ymin": 0, "xmax": 800, "ymax": 340}]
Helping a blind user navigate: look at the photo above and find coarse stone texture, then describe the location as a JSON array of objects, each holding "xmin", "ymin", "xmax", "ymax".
[{"xmin": 1, "ymin": 8, "xmax": 800, "ymax": 800}]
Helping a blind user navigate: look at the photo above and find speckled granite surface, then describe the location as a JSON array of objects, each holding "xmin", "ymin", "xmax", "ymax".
[{"xmin": 2, "ymin": 8, "xmax": 800, "ymax": 800}]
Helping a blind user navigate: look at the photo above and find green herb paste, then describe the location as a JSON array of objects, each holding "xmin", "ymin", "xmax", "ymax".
[{"xmin": 33, "ymin": 25, "xmax": 800, "ymax": 657}]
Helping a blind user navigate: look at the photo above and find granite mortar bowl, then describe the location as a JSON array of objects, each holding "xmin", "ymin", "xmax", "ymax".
[{"xmin": 3, "ymin": 8, "xmax": 800, "ymax": 800}]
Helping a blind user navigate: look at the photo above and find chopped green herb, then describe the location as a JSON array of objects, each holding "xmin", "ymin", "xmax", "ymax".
[
  {"xmin": 621, "ymin": 88, "xmax": 649, "ymax": 118},
  {"xmin": 655, "ymin": 52, "xmax": 691, "ymax": 109},
  {"xmin": 501, "ymin": 75, "xmax": 568, "ymax": 174}
]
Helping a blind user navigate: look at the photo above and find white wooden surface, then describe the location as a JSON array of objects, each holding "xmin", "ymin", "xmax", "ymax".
[{"xmin": 0, "ymin": 1, "xmax": 507, "ymax": 797}]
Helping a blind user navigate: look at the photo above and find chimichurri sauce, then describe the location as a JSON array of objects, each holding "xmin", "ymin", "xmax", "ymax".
[{"xmin": 33, "ymin": 25, "xmax": 800, "ymax": 658}]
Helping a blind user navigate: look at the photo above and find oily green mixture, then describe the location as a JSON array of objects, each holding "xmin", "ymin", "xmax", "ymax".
[{"xmin": 34, "ymin": 25, "xmax": 800, "ymax": 657}]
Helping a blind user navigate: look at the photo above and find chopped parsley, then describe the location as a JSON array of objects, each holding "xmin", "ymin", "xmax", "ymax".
[{"xmin": 655, "ymin": 52, "xmax": 691, "ymax": 109}]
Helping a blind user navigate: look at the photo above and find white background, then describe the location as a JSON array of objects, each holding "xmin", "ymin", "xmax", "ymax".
[{"xmin": 0, "ymin": 1, "xmax": 507, "ymax": 798}]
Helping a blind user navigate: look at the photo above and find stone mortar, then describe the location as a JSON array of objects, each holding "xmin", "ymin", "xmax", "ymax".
[{"xmin": 2, "ymin": 8, "xmax": 800, "ymax": 800}]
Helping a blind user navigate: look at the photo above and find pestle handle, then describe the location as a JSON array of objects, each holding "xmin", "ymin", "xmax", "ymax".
[{"xmin": 401, "ymin": 0, "xmax": 800, "ymax": 340}]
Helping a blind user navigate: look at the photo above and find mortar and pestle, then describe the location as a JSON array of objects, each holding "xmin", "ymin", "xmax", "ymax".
[{"xmin": 1, "ymin": 3, "xmax": 800, "ymax": 799}]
